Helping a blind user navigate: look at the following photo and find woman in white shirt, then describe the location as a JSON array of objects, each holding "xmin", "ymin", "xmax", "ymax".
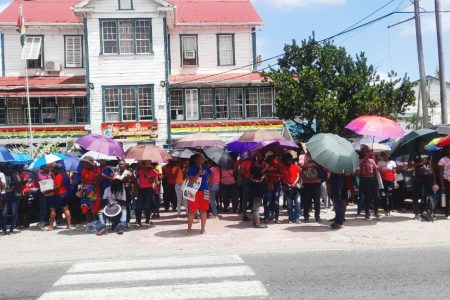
[{"xmin": 438, "ymin": 146, "xmax": 450, "ymax": 218}]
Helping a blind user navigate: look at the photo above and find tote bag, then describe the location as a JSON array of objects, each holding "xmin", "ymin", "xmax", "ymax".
[{"xmin": 181, "ymin": 177, "xmax": 202, "ymax": 202}]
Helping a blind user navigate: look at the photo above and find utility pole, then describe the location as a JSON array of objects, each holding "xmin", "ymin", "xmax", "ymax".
[
  {"xmin": 435, "ymin": 0, "xmax": 448, "ymax": 124},
  {"xmin": 414, "ymin": 0, "xmax": 429, "ymax": 128}
]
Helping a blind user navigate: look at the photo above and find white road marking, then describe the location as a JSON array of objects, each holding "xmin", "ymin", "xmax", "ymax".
[
  {"xmin": 39, "ymin": 281, "xmax": 268, "ymax": 300},
  {"xmin": 68, "ymin": 255, "xmax": 244, "ymax": 274},
  {"xmin": 55, "ymin": 266, "xmax": 255, "ymax": 286}
]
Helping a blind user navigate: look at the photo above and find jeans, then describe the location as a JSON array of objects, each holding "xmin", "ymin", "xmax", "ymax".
[
  {"xmin": 135, "ymin": 188, "xmax": 154, "ymax": 224},
  {"xmin": 252, "ymin": 196, "xmax": 263, "ymax": 225},
  {"xmin": 303, "ymin": 183, "xmax": 321, "ymax": 220},
  {"xmin": 264, "ymin": 182, "xmax": 281, "ymax": 220},
  {"xmin": 209, "ymin": 184, "xmax": 220, "ymax": 216},
  {"xmin": 382, "ymin": 180, "xmax": 395, "ymax": 212},
  {"xmin": 360, "ymin": 176, "xmax": 379, "ymax": 217},
  {"xmin": 331, "ymin": 186, "xmax": 344, "ymax": 225},
  {"xmin": 321, "ymin": 181, "xmax": 329, "ymax": 209},
  {"xmin": 221, "ymin": 183, "xmax": 238, "ymax": 211},
  {"xmin": 97, "ymin": 206, "xmax": 127, "ymax": 232},
  {"xmin": 241, "ymin": 178, "xmax": 251, "ymax": 216},
  {"xmin": 39, "ymin": 193, "xmax": 49, "ymax": 224},
  {"xmin": 125, "ymin": 187, "xmax": 132, "ymax": 223},
  {"xmin": 283, "ymin": 186, "xmax": 301, "ymax": 221},
  {"xmin": 175, "ymin": 184, "xmax": 188, "ymax": 215},
  {"xmin": 2, "ymin": 193, "xmax": 19, "ymax": 233}
]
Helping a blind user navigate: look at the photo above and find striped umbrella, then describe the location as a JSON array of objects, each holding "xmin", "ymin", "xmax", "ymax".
[{"xmin": 29, "ymin": 153, "xmax": 66, "ymax": 169}]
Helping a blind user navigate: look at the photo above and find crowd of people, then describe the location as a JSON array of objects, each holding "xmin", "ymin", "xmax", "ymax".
[{"xmin": 1, "ymin": 141, "xmax": 449, "ymax": 236}]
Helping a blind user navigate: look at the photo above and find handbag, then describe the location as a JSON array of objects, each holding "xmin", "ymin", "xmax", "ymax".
[{"xmin": 182, "ymin": 177, "xmax": 202, "ymax": 202}]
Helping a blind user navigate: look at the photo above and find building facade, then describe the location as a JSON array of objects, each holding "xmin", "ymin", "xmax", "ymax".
[{"xmin": 0, "ymin": 0, "xmax": 281, "ymax": 147}]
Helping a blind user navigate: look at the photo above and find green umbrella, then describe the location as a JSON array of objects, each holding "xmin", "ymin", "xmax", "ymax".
[
  {"xmin": 306, "ymin": 133, "xmax": 359, "ymax": 174},
  {"xmin": 390, "ymin": 128, "xmax": 441, "ymax": 158}
]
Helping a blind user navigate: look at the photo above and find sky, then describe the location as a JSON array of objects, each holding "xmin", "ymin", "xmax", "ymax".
[
  {"xmin": 0, "ymin": 0, "xmax": 449, "ymax": 82},
  {"xmin": 252, "ymin": 0, "xmax": 450, "ymax": 81}
]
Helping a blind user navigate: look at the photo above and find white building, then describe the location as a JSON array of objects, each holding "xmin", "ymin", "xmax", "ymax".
[
  {"xmin": 0, "ymin": 0, "xmax": 281, "ymax": 147},
  {"xmin": 400, "ymin": 75, "xmax": 450, "ymax": 129}
]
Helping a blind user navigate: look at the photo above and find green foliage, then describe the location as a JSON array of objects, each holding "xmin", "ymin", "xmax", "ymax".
[{"xmin": 265, "ymin": 37, "xmax": 416, "ymax": 141}]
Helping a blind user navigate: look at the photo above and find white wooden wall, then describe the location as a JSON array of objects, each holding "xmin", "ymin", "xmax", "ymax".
[
  {"xmin": 85, "ymin": 0, "xmax": 169, "ymax": 143},
  {"xmin": 169, "ymin": 26, "xmax": 254, "ymax": 75},
  {"xmin": 1, "ymin": 25, "xmax": 85, "ymax": 77}
]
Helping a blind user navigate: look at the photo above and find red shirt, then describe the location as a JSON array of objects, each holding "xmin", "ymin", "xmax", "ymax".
[
  {"xmin": 266, "ymin": 160, "xmax": 281, "ymax": 183},
  {"xmin": 54, "ymin": 173, "xmax": 67, "ymax": 195},
  {"xmin": 240, "ymin": 160, "xmax": 251, "ymax": 179},
  {"xmin": 281, "ymin": 164, "xmax": 300, "ymax": 186},
  {"xmin": 138, "ymin": 168, "xmax": 159, "ymax": 189}
]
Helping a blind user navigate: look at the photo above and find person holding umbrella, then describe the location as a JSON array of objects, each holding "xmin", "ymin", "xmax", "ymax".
[
  {"xmin": 186, "ymin": 154, "xmax": 212, "ymax": 234},
  {"xmin": 356, "ymin": 145, "xmax": 380, "ymax": 220},
  {"xmin": 280, "ymin": 153, "xmax": 301, "ymax": 224},
  {"xmin": 249, "ymin": 152, "xmax": 268, "ymax": 228}
]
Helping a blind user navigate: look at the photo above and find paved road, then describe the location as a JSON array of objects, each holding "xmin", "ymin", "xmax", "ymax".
[{"xmin": 2, "ymin": 246, "xmax": 450, "ymax": 300}]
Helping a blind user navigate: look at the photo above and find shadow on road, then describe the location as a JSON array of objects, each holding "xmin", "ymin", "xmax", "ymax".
[
  {"xmin": 284, "ymin": 225, "xmax": 330, "ymax": 232},
  {"xmin": 154, "ymin": 229, "xmax": 203, "ymax": 238}
]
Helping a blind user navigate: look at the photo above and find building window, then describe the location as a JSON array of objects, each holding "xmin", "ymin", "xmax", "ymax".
[
  {"xmin": 217, "ymin": 34, "xmax": 234, "ymax": 66},
  {"xmin": 58, "ymin": 98, "xmax": 73, "ymax": 124},
  {"xmin": 260, "ymin": 87, "xmax": 274, "ymax": 118},
  {"xmin": 138, "ymin": 87, "xmax": 153, "ymax": 120},
  {"xmin": 74, "ymin": 98, "xmax": 89, "ymax": 123},
  {"xmin": 215, "ymin": 88, "xmax": 228, "ymax": 119},
  {"xmin": 170, "ymin": 89, "xmax": 184, "ymax": 120},
  {"xmin": 65, "ymin": 36, "xmax": 83, "ymax": 68},
  {"xmin": 101, "ymin": 19, "xmax": 152, "ymax": 55},
  {"xmin": 230, "ymin": 88, "xmax": 243, "ymax": 119},
  {"xmin": 103, "ymin": 85, "xmax": 154, "ymax": 122},
  {"xmin": 185, "ymin": 89, "xmax": 199, "ymax": 120},
  {"xmin": 0, "ymin": 98, "xmax": 5, "ymax": 124},
  {"xmin": 119, "ymin": 0, "xmax": 133, "ymax": 10},
  {"xmin": 41, "ymin": 98, "xmax": 57, "ymax": 124},
  {"xmin": 200, "ymin": 89, "xmax": 213, "ymax": 119},
  {"xmin": 25, "ymin": 36, "xmax": 43, "ymax": 69},
  {"xmin": 7, "ymin": 98, "xmax": 24, "ymax": 125},
  {"xmin": 245, "ymin": 88, "xmax": 258, "ymax": 118},
  {"xmin": 181, "ymin": 35, "xmax": 197, "ymax": 66},
  {"xmin": 24, "ymin": 99, "xmax": 41, "ymax": 125}
]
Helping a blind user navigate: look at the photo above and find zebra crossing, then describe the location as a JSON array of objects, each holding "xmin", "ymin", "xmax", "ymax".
[{"xmin": 38, "ymin": 255, "xmax": 268, "ymax": 300}]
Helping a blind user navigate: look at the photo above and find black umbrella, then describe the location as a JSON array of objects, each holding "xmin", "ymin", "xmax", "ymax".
[
  {"xmin": 390, "ymin": 128, "xmax": 441, "ymax": 158},
  {"xmin": 171, "ymin": 148, "xmax": 198, "ymax": 159},
  {"xmin": 204, "ymin": 147, "xmax": 235, "ymax": 169}
]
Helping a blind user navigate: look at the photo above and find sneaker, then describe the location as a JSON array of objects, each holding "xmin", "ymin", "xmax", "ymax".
[
  {"xmin": 288, "ymin": 220, "xmax": 292, "ymax": 224},
  {"xmin": 330, "ymin": 223, "xmax": 343, "ymax": 230},
  {"xmin": 96, "ymin": 228, "xmax": 108, "ymax": 236},
  {"xmin": 294, "ymin": 219, "xmax": 302, "ymax": 224},
  {"xmin": 315, "ymin": 218, "xmax": 322, "ymax": 223},
  {"xmin": 117, "ymin": 229, "xmax": 124, "ymax": 235},
  {"xmin": 253, "ymin": 224, "xmax": 268, "ymax": 228},
  {"xmin": 364, "ymin": 215, "xmax": 371, "ymax": 221}
]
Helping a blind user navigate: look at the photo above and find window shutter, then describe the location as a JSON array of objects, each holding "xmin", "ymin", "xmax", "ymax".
[{"xmin": 66, "ymin": 36, "xmax": 82, "ymax": 68}]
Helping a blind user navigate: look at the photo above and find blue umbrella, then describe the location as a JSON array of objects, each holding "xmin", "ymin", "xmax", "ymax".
[
  {"xmin": 63, "ymin": 155, "xmax": 80, "ymax": 172},
  {"xmin": 11, "ymin": 153, "xmax": 34, "ymax": 165},
  {"xmin": 29, "ymin": 153, "xmax": 66, "ymax": 169},
  {"xmin": 0, "ymin": 146, "xmax": 14, "ymax": 163}
]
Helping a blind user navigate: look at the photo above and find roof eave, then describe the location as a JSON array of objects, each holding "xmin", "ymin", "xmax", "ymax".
[
  {"xmin": 0, "ymin": 22, "xmax": 82, "ymax": 26},
  {"xmin": 175, "ymin": 22, "xmax": 263, "ymax": 26}
]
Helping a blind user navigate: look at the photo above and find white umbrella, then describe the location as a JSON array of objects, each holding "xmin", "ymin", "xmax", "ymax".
[{"xmin": 81, "ymin": 150, "xmax": 118, "ymax": 161}]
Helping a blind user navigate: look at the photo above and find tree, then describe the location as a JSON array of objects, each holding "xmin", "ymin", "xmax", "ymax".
[{"xmin": 265, "ymin": 37, "xmax": 416, "ymax": 141}]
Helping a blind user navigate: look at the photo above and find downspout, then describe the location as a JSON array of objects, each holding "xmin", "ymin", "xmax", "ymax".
[
  {"xmin": 83, "ymin": 17, "xmax": 91, "ymax": 129},
  {"xmin": 1, "ymin": 33, "xmax": 5, "ymax": 76},
  {"xmin": 251, "ymin": 28, "xmax": 256, "ymax": 71},
  {"xmin": 163, "ymin": 17, "xmax": 171, "ymax": 146}
]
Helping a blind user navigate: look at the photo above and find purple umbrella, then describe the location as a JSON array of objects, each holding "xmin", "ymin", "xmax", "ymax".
[
  {"xmin": 249, "ymin": 139, "xmax": 299, "ymax": 155},
  {"xmin": 226, "ymin": 140, "xmax": 261, "ymax": 155},
  {"xmin": 75, "ymin": 134, "xmax": 124, "ymax": 158}
]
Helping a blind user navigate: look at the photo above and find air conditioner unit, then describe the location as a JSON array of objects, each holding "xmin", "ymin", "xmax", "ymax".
[
  {"xmin": 184, "ymin": 50, "xmax": 196, "ymax": 60},
  {"xmin": 45, "ymin": 61, "xmax": 61, "ymax": 72}
]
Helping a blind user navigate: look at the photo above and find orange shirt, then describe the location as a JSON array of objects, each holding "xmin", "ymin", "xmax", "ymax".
[{"xmin": 281, "ymin": 164, "xmax": 300, "ymax": 186}]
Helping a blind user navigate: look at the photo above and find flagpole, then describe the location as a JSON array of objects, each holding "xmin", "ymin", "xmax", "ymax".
[{"xmin": 25, "ymin": 60, "xmax": 33, "ymax": 156}]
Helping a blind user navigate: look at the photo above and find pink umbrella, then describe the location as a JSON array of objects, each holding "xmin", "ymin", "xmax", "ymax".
[
  {"xmin": 345, "ymin": 115, "xmax": 405, "ymax": 138},
  {"xmin": 125, "ymin": 145, "xmax": 172, "ymax": 163},
  {"xmin": 173, "ymin": 133, "xmax": 225, "ymax": 149},
  {"xmin": 238, "ymin": 130, "xmax": 285, "ymax": 142},
  {"xmin": 75, "ymin": 134, "xmax": 124, "ymax": 158}
]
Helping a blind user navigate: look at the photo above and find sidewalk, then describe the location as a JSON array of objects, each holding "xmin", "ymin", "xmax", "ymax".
[{"xmin": 2, "ymin": 207, "xmax": 450, "ymax": 267}]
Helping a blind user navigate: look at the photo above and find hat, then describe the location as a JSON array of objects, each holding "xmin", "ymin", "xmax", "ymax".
[{"xmin": 81, "ymin": 156, "xmax": 96, "ymax": 166}]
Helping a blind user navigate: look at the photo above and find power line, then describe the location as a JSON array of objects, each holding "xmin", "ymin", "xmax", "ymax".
[{"xmin": 175, "ymin": 0, "xmax": 409, "ymax": 85}]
